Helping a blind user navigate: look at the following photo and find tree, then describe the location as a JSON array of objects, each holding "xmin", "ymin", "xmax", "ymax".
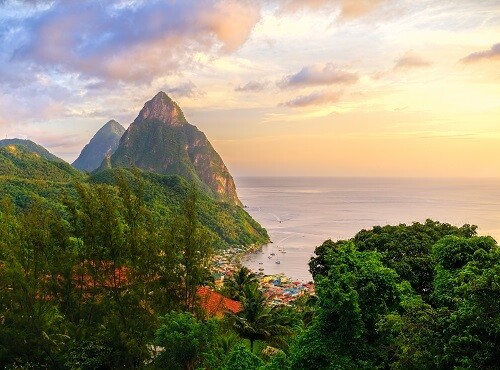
[
  {"xmin": 233, "ymin": 283, "xmax": 294, "ymax": 353},
  {"xmin": 310, "ymin": 220, "xmax": 478, "ymax": 297},
  {"xmin": 166, "ymin": 186, "xmax": 215, "ymax": 312},
  {"xmin": 224, "ymin": 266, "xmax": 258, "ymax": 300},
  {"xmin": 223, "ymin": 343, "xmax": 263, "ymax": 370},
  {"xmin": 154, "ymin": 312, "xmax": 217, "ymax": 370},
  {"xmin": 431, "ymin": 236, "xmax": 500, "ymax": 368},
  {"xmin": 292, "ymin": 242, "xmax": 402, "ymax": 369},
  {"xmin": 0, "ymin": 198, "xmax": 69, "ymax": 367}
]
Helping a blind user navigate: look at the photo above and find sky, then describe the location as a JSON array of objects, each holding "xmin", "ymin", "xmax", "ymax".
[{"xmin": 0, "ymin": 0, "xmax": 499, "ymax": 177}]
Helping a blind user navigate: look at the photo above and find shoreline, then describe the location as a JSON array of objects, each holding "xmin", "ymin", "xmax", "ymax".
[{"xmin": 212, "ymin": 242, "xmax": 315, "ymax": 305}]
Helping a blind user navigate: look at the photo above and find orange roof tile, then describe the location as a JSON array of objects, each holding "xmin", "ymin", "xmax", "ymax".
[{"xmin": 197, "ymin": 286, "xmax": 242, "ymax": 317}]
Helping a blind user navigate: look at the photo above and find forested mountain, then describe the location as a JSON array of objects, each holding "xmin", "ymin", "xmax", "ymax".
[
  {"xmin": 0, "ymin": 143, "xmax": 268, "ymax": 247},
  {"xmin": 0, "ymin": 145, "xmax": 83, "ymax": 183},
  {"xmin": 72, "ymin": 120, "xmax": 125, "ymax": 172},
  {"xmin": 108, "ymin": 92, "xmax": 242, "ymax": 206},
  {"xmin": 0, "ymin": 138, "xmax": 64, "ymax": 162}
]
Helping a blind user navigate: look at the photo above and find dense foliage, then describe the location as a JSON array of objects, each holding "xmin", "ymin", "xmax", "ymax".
[
  {"xmin": 294, "ymin": 221, "xmax": 499, "ymax": 369},
  {"xmin": 0, "ymin": 175, "xmax": 215, "ymax": 367},
  {"xmin": 0, "ymin": 145, "xmax": 498, "ymax": 369},
  {"xmin": 0, "ymin": 175, "xmax": 296, "ymax": 368}
]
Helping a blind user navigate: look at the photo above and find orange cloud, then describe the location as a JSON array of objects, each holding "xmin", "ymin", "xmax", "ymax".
[
  {"xmin": 280, "ymin": 63, "xmax": 358, "ymax": 88},
  {"xmin": 393, "ymin": 52, "xmax": 432, "ymax": 70},
  {"xmin": 461, "ymin": 43, "xmax": 500, "ymax": 63},
  {"xmin": 280, "ymin": 90, "xmax": 342, "ymax": 107},
  {"xmin": 277, "ymin": 0, "xmax": 390, "ymax": 20},
  {"xmin": 235, "ymin": 80, "xmax": 269, "ymax": 92},
  {"xmin": 338, "ymin": 0, "xmax": 389, "ymax": 20}
]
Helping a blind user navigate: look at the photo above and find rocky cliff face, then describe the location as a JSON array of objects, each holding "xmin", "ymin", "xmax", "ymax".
[
  {"xmin": 73, "ymin": 120, "xmax": 125, "ymax": 172},
  {"xmin": 109, "ymin": 92, "xmax": 242, "ymax": 206}
]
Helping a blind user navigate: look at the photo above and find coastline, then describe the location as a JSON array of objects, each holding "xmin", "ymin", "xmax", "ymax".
[{"xmin": 212, "ymin": 242, "xmax": 315, "ymax": 305}]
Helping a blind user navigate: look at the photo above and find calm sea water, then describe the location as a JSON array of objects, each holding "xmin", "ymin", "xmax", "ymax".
[{"xmin": 236, "ymin": 177, "xmax": 500, "ymax": 282}]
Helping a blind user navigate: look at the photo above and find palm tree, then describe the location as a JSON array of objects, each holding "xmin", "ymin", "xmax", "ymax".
[
  {"xmin": 232, "ymin": 283, "xmax": 294, "ymax": 352},
  {"xmin": 225, "ymin": 266, "xmax": 258, "ymax": 300}
]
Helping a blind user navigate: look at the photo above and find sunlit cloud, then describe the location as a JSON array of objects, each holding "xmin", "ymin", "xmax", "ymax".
[
  {"xmin": 393, "ymin": 52, "xmax": 432, "ymax": 70},
  {"xmin": 165, "ymin": 80, "xmax": 203, "ymax": 98},
  {"xmin": 10, "ymin": 0, "xmax": 261, "ymax": 84},
  {"xmin": 276, "ymin": 0, "xmax": 390, "ymax": 20},
  {"xmin": 461, "ymin": 43, "xmax": 500, "ymax": 64},
  {"xmin": 280, "ymin": 90, "xmax": 342, "ymax": 107},
  {"xmin": 235, "ymin": 80, "xmax": 269, "ymax": 92},
  {"xmin": 279, "ymin": 63, "xmax": 358, "ymax": 88},
  {"xmin": 336, "ymin": 0, "xmax": 391, "ymax": 20}
]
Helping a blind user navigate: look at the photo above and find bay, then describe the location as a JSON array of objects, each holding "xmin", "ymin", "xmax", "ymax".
[{"xmin": 236, "ymin": 177, "xmax": 500, "ymax": 282}]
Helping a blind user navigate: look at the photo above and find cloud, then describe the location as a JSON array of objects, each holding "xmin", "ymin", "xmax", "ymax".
[
  {"xmin": 277, "ymin": 0, "xmax": 390, "ymax": 20},
  {"xmin": 338, "ymin": 0, "xmax": 390, "ymax": 19},
  {"xmin": 280, "ymin": 90, "xmax": 342, "ymax": 107},
  {"xmin": 235, "ymin": 80, "xmax": 269, "ymax": 92},
  {"xmin": 393, "ymin": 52, "xmax": 432, "ymax": 70},
  {"xmin": 461, "ymin": 43, "xmax": 500, "ymax": 63},
  {"xmin": 9, "ymin": 0, "xmax": 261, "ymax": 84},
  {"xmin": 279, "ymin": 63, "xmax": 358, "ymax": 88},
  {"xmin": 165, "ymin": 80, "xmax": 202, "ymax": 98}
]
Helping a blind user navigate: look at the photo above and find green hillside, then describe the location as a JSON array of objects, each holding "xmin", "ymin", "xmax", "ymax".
[
  {"xmin": 90, "ymin": 169, "xmax": 268, "ymax": 247},
  {"xmin": 0, "ymin": 145, "xmax": 268, "ymax": 247},
  {"xmin": 0, "ymin": 145, "xmax": 84, "ymax": 182},
  {"xmin": 0, "ymin": 138, "xmax": 65, "ymax": 162}
]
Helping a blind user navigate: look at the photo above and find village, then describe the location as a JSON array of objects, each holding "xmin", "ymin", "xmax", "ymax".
[{"xmin": 212, "ymin": 244, "xmax": 315, "ymax": 306}]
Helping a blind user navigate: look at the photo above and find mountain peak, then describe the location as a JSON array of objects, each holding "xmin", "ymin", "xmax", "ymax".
[
  {"xmin": 72, "ymin": 120, "xmax": 125, "ymax": 172},
  {"xmin": 136, "ymin": 91, "xmax": 187, "ymax": 126},
  {"xmin": 109, "ymin": 93, "xmax": 242, "ymax": 206},
  {"xmin": 99, "ymin": 120, "xmax": 125, "ymax": 135}
]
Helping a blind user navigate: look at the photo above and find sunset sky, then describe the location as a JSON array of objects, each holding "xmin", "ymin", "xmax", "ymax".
[{"xmin": 1, "ymin": 0, "xmax": 499, "ymax": 177}]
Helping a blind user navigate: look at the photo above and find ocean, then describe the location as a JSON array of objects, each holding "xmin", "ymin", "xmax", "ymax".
[{"xmin": 236, "ymin": 177, "xmax": 500, "ymax": 282}]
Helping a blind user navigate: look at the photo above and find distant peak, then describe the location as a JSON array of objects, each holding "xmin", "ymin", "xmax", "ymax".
[
  {"xmin": 136, "ymin": 91, "xmax": 187, "ymax": 126},
  {"xmin": 153, "ymin": 91, "xmax": 170, "ymax": 101},
  {"xmin": 105, "ymin": 119, "xmax": 120, "ymax": 126},
  {"xmin": 96, "ymin": 120, "xmax": 125, "ymax": 136}
]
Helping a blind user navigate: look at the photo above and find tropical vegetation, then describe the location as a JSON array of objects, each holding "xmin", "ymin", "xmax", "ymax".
[{"xmin": 0, "ymin": 145, "xmax": 498, "ymax": 369}]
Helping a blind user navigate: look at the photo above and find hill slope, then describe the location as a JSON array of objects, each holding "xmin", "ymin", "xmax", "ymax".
[
  {"xmin": 0, "ymin": 145, "xmax": 83, "ymax": 182},
  {"xmin": 0, "ymin": 138, "xmax": 64, "ymax": 162}
]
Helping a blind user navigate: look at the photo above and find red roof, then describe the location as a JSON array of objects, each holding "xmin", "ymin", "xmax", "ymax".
[{"xmin": 197, "ymin": 286, "xmax": 242, "ymax": 317}]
